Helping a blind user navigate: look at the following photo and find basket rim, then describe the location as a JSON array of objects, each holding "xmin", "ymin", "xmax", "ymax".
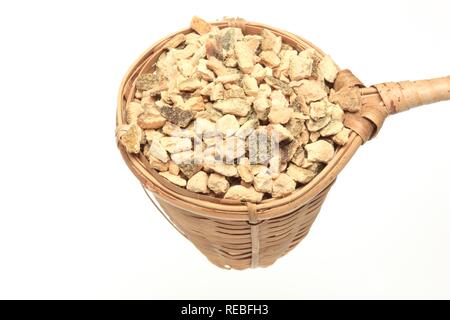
[{"xmin": 116, "ymin": 19, "xmax": 364, "ymax": 221}]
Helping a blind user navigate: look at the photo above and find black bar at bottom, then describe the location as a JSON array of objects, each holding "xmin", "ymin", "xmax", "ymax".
[{"xmin": 0, "ymin": 300, "xmax": 447, "ymax": 318}]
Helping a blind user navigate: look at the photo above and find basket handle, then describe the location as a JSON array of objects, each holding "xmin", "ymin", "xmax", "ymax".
[
  {"xmin": 141, "ymin": 184, "xmax": 187, "ymax": 239},
  {"xmin": 373, "ymin": 76, "xmax": 450, "ymax": 115},
  {"xmin": 341, "ymin": 71, "xmax": 450, "ymax": 142}
]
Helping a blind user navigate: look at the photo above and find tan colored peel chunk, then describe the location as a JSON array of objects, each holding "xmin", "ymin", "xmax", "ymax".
[
  {"xmin": 272, "ymin": 173, "xmax": 296, "ymax": 198},
  {"xmin": 190, "ymin": 16, "xmax": 212, "ymax": 35},
  {"xmin": 208, "ymin": 173, "xmax": 230, "ymax": 194},
  {"xmin": 118, "ymin": 124, "xmax": 142, "ymax": 154},
  {"xmin": 305, "ymin": 140, "xmax": 335, "ymax": 163},
  {"xmin": 235, "ymin": 41, "xmax": 255, "ymax": 73},
  {"xmin": 212, "ymin": 98, "xmax": 250, "ymax": 116},
  {"xmin": 187, "ymin": 171, "xmax": 209, "ymax": 193},
  {"xmin": 159, "ymin": 172, "xmax": 187, "ymax": 187},
  {"xmin": 224, "ymin": 185, "xmax": 263, "ymax": 203}
]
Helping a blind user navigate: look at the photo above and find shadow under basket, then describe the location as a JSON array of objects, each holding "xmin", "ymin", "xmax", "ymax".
[{"xmin": 116, "ymin": 19, "xmax": 450, "ymax": 270}]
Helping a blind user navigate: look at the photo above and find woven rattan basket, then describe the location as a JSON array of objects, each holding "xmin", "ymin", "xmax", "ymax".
[{"xmin": 116, "ymin": 18, "xmax": 450, "ymax": 270}]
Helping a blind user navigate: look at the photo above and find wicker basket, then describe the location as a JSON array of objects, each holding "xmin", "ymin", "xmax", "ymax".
[{"xmin": 116, "ymin": 19, "xmax": 450, "ymax": 270}]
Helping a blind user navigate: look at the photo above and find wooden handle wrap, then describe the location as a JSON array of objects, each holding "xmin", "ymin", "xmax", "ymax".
[
  {"xmin": 344, "ymin": 74, "xmax": 450, "ymax": 143},
  {"xmin": 374, "ymin": 76, "xmax": 450, "ymax": 114}
]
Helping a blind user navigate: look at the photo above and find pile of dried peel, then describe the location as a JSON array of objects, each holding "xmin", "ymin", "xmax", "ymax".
[{"xmin": 117, "ymin": 16, "xmax": 360, "ymax": 202}]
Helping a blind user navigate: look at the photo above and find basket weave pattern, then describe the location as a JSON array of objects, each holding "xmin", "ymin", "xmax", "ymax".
[{"xmin": 117, "ymin": 19, "xmax": 450, "ymax": 269}]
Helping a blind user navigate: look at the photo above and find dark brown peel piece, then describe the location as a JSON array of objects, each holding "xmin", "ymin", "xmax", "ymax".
[
  {"xmin": 136, "ymin": 74, "xmax": 159, "ymax": 91},
  {"xmin": 160, "ymin": 106, "xmax": 194, "ymax": 128},
  {"xmin": 205, "ymin": 35, "xmax": 223, "ymax": 60},
  {"xmin": 286, "ymin": 118, "xmax": 304, "ymax": 137},
  {"xmin": 221, "ymin": 29, "xmax": 234, "ymax": 51},
  {"xmin": 179, "ymin": 163, "xmax": 203, "ymax": 178},
  {"xmin": 264, "ymin": 76, "xmax": 293, "ymax": 95},
  {"xmin": 281, "ymin": 139, "xmax": 302, "ymax": 163},
  {"xmin": 289, "ymin": 97, "xmax": 301, "ymax": 112}
]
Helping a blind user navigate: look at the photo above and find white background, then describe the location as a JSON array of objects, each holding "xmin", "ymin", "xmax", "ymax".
[{"xmin": 0, "ymin": 0, "xmax": 449, "ymax": 299}]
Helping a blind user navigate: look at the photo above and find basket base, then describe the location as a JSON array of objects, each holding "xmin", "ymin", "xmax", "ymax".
[{"xmin": 153, "ymin": 183, "xmax": 332, "ymax": 270}]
